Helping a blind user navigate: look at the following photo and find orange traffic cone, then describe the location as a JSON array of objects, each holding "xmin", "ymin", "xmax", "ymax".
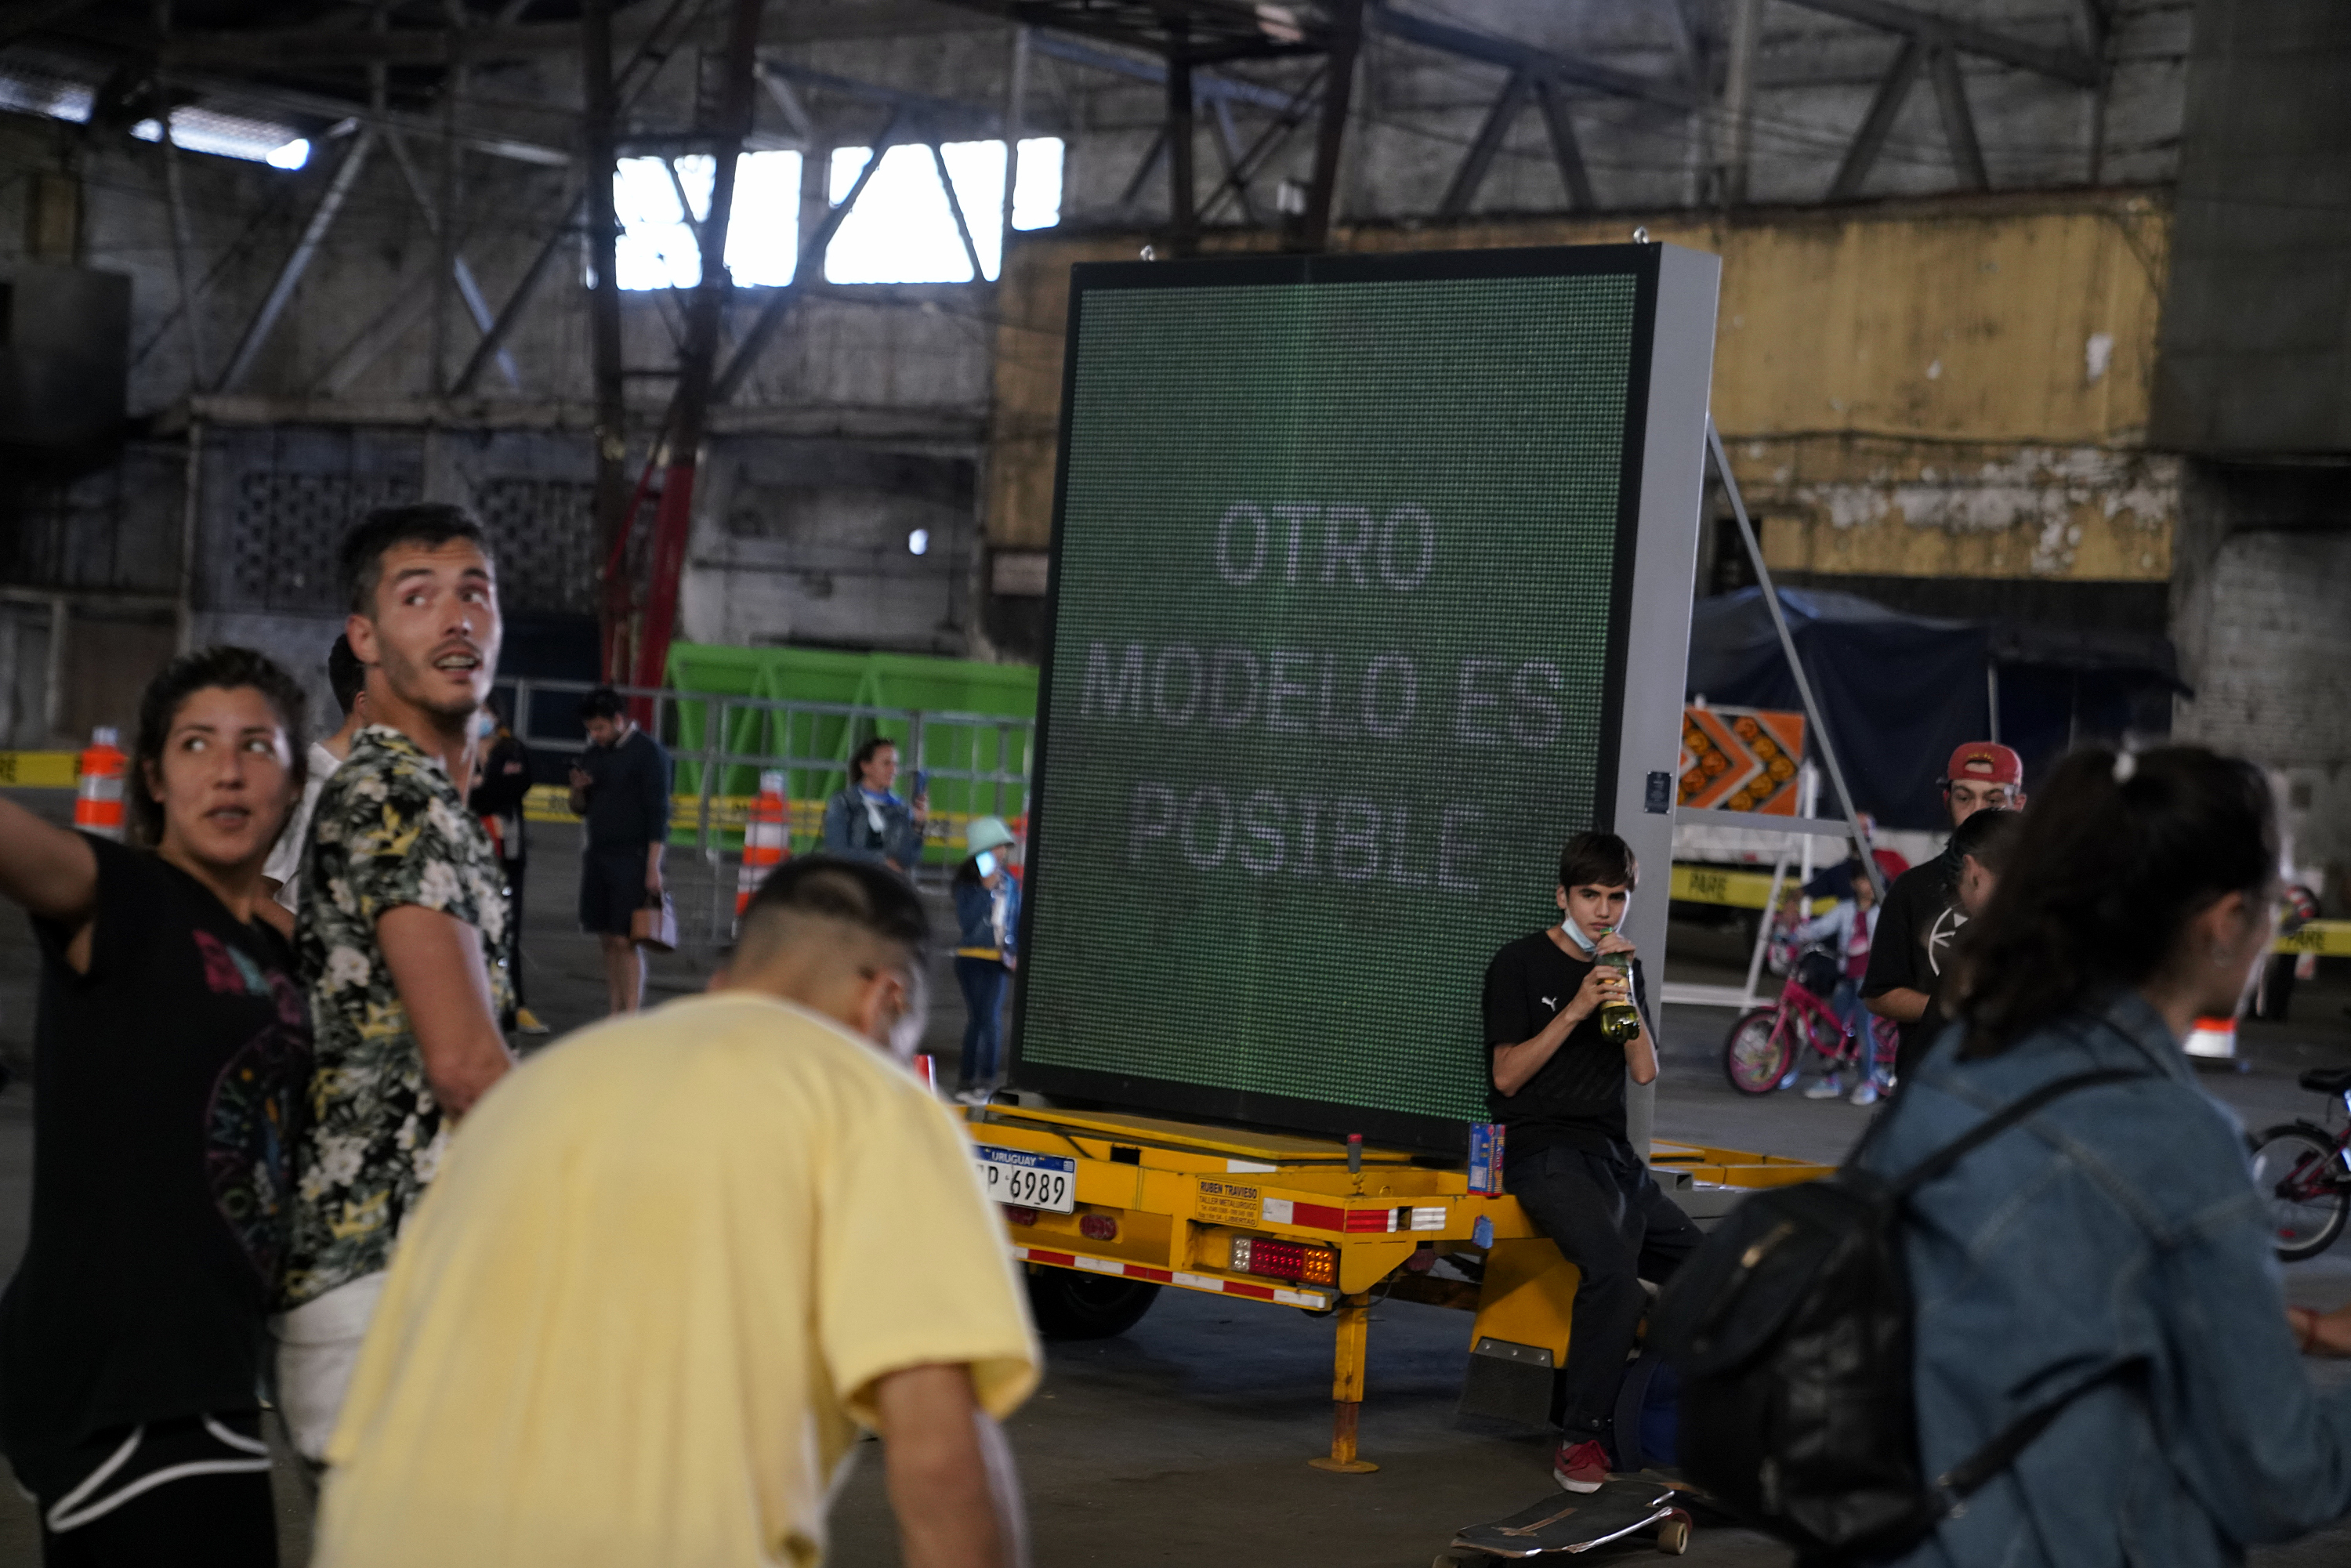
[
  {"xmin": 2184, "ymin": 1014, "xmax": 2238, "ymax": 1061},
  {"xmin": 74, "ymin": 727, "xmax": 127, "ymax": 841},
  {"xmin": 736, "ymin": 770, "xmax": 788, "ymax": 924}
]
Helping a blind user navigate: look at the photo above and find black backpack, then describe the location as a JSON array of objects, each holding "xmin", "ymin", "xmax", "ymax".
[{"xmin": 1650, "ymin": 1068, "xmax": 2146, "ymax": 1561}]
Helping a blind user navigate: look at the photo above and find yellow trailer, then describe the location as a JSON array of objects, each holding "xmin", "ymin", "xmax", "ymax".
[{"xmin": 959, "ymin": 1100, "xmax": 1830, "ymax": 1472}]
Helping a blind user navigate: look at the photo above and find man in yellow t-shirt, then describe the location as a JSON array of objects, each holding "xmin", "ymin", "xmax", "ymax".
[{"xmin": 313, "ymin": 857, "xmax": 1039, "ymax": 1568}]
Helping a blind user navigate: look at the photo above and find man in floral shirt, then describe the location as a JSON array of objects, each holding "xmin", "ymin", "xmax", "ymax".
[{"xmin": 275, "ymin": 505, "xmax": 516, "ymax": 1462}]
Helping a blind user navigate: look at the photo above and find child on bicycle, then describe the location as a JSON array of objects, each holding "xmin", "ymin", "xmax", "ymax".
[{"xmin": 1791, "ymin": 860, "xmax": 1886, "ymax": 1105}]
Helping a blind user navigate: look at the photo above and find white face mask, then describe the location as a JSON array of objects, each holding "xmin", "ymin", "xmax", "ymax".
[{"xmin": 885, "ymin": 966, "xmax": 930, "ymax": 1063}]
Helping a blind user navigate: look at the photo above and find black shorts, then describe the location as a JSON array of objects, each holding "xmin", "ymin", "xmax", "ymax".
[{"xmin": 578, "ymin": 845, "xmax": 648, "ymax": 936}]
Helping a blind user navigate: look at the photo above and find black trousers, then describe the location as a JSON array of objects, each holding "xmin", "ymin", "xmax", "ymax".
[
  {"xmin": 40, "ymin": 1468, "xmax": 277, "ymax": 1568},
  {"xmin": 502, "ymin": 856, "xmax": 527, "ymax": 1012},
  {"xmin": 1507, "ymin": 1143, "xmax": 1704, "ymax": 1441}
]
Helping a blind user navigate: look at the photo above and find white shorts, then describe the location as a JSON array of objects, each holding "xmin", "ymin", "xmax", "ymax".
[{"xmin": 270, "ymin": 1271, "xmax": 388, "ymax": 1462}]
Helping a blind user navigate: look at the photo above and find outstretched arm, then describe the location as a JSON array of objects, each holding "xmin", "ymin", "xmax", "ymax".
[{"xmin": 0, "ymin": 796, "xmax": 99, "ymax": 947}]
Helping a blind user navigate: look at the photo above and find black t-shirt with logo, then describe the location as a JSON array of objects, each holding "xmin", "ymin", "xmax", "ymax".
[
  {"xmin": 0, "ymin": 836, "xmax": 311, "ymax": 1493},
  {"xmin": 1860, "ymin": 849, "xmax": 1964, "ymax": 1081},
  {"xmin": 1480, "ymin": 929, "xmax": 1650, "ymax": 1161}
]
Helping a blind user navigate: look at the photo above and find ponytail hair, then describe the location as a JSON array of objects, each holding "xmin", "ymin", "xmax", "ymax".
[{"xmin": 1956, "ymin": 746, "xmax": 2277, "ymax": 1057}]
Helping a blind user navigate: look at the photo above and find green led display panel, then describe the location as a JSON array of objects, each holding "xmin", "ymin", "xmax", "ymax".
[{"xmin": 1013, "ymin": 248, "xmax": 1664, "ymax": 1153}]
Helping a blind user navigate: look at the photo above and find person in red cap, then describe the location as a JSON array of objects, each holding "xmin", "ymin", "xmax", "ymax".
[{"xmin": 1860, "ymin": 741, "xmax": 2025, "ymax": 1085}]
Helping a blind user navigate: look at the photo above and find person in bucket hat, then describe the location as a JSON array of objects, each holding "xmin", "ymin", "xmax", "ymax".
[{"xmin": 951, "ymin": 817, "xmax": 1023, "ymax": 1104}]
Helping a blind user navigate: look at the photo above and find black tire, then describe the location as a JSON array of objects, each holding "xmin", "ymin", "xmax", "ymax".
[
  {"xmin": 2249, "ymin": 1122, "xmax": 2351, "ymax": 1262},
  {"xmin": 1722, "ymin": 1008, "xmax": 1793, "ymax": 1096},
  {"xmin": 1024, "ymin": 1266, "xmax": 1161, "ymax": 1339}
]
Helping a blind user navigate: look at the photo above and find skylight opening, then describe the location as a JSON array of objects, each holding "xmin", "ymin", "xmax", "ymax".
[
  {"xmin": 611, "ymin": 150, "xmax": 803, "ymax": 291},
  {"xmin": 824, "ymin": 138, "xmax": 1063, "ymax": 284}
]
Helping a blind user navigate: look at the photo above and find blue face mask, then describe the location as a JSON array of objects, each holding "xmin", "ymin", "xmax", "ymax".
[
  {"xmin": 1559, "ymin": 918, "xmax": 1596, "ymax": 955},
  {"xmin": 473, "ymin": 711, "xmax": 498, "ymax": 740}
]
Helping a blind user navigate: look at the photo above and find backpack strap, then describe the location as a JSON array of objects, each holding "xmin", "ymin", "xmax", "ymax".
[
  {"xmin": 1887, "ymin": 1066, "xmax": 2150, "ymax": 1201},
  {"xmin": 1934, "ymin": 1360, "xmax": 2143, "ymax": 1512}
]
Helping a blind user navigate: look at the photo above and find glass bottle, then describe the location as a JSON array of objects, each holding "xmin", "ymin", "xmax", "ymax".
[{"xmin": 1595, "ymin": 925, "xmax": 1642, "ymax": 1044}]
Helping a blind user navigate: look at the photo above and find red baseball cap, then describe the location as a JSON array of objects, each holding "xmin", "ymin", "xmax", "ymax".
[{"xmin": 1945, "ymin": 742, "xmax": 2023, "ymax": 788}]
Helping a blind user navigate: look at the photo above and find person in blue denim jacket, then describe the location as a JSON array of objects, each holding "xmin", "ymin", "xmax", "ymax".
[
  {"xmin": 950, "ymin": 817, "xmax": 1020, "ymax": 1104},
  {"xmin": 1857, "ymin": 745, "xmax": 2351, "ymax": 1567},
  {"xmin": 820, "ymin": 737, "xmax": 927, "ymax": 872}
]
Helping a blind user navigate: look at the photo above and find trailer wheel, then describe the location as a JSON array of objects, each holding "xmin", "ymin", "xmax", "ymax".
[{"xmin": 1024, "ymin": 1268, "xmax": 1161, "ymax": 1339}]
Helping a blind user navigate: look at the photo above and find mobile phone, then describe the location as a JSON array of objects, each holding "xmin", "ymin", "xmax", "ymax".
[
  {"xmin": 912, "ymin": 769, "xmax": 927, "ymax": 796},
  {"xmin": 975, "ymin": 850, "xmax": 999, "ymax": 878}
]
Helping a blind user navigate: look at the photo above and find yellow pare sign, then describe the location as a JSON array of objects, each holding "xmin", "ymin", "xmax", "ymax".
[
  {"xmin": 0, "ymin": 751, "xmax": 82, "ymax": 789},
  {"xmin": 2276, "ymin": 920, "xmax": 2351, "ymax": 958}
]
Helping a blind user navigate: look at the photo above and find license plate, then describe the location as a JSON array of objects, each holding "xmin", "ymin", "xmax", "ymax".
[{"xmin": 973, "ymin": 1144, "xmax": 1077, "ymax": 1213}]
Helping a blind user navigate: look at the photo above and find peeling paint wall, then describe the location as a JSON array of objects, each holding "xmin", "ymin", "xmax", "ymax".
[{"xmin": 988, "ymin": 194, "xmax": 2178, "ymax": 599}]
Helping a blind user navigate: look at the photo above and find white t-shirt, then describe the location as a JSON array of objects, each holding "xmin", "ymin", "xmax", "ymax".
[{"xmin": 264, "ymin": 740, "xmax": 346, "ymax": 913}]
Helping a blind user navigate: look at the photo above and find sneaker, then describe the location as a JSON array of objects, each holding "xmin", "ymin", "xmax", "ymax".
[
  {"xmin": 1849, "ymin": 1079, "xmax": 1882, "ymax": 1107},
  {"xmin": 1802, "ymin": 1077, "xmax": 1846, "ymax": 1100},
  {"xmin": 1552, "ymin": 1438, "xmax": 1610, "ymax": 1494},
  {"xmin": 514, "ymin": 1007, "xmax": 551, "ymax": 1037},
  {"xmin": 951, "ymin": 1088, "xmax": 992, "ymax": 1106}
]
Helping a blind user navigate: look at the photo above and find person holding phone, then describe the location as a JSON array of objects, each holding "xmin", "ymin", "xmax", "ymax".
[
  {"xmin": 820, "ymin": 737, "xmax": 928, "ymax": 873},
  {"xmin": 950, "ymin": 817, "xmax": 1021, "ymax": 1104}
]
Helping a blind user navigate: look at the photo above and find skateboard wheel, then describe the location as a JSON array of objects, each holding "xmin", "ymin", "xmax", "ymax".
[{"xmin": 1655, "ymin": 1512, "xmax": 1692, "ymax": 1555}]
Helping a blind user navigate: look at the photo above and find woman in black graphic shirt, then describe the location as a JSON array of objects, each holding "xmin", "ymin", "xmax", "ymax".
[{"xmin": 0, "ymin": 647, "xmax": 313, "ymax": 1567}]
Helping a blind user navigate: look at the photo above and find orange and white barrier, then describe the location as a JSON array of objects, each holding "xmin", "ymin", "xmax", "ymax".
[
  {"xmin": 74, "ymin": 727, "xmax": 126, "ymax": 841},
  {"xmin": 735, "ymin": 770, "xmax": 788, "ymax": 922},
  {"xmin": 2184, "ymin": 1015, "xmax": 2237, "ymax": 1060}
]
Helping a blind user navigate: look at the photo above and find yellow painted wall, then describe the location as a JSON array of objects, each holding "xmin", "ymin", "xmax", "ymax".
[{"xmin": 986, "ymin": 192, "xmax": 2174, "ymax": 580}]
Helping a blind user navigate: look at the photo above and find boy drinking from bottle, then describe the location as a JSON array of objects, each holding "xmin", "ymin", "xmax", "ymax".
[{"xmin": 1481, "ymin": 831, "xmax": 1702, "ymax": 1495}]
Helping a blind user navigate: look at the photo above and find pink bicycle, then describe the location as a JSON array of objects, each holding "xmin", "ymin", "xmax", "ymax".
[{"xmin": 1721, "ymin": 953, "xmax": 1899, "ymax": 1096}]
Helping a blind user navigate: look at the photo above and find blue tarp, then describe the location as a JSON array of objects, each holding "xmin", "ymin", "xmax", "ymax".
[{"xmin": 1685, "ymin": 588, "xmax": 2183, "ymax": 830}]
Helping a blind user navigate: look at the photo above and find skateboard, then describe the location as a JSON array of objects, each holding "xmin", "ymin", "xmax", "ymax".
[{"xmin": 1436, "ymin": 1478, "xmax": 1694, "ymax": 1562}]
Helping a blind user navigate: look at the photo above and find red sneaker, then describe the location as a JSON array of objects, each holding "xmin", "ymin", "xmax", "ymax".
[{"xmin": 1552, "ymin": 1437, "xmax": 1609, "ymax": 1494}]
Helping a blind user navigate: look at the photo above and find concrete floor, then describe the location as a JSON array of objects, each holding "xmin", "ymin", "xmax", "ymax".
[{"xmin": 1, "ymin": 793, "xmax": 2349, "ymax": 1564}]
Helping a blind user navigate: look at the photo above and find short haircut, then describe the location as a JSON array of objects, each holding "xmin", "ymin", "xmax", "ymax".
[
  {"xmin": 578, "ymin": 686, "xmax": 626, "ymax": 722},
  {"xmin": 739, "ymin": 855, "xmax": 930, "ymax": 968},
  {"xmin": 327, "ymin": 633, "xmax": 365, "ymax": 717},
  {"xmin": 1947, "ymin": 806, "xmax": 2021, "ymax": 876},
  {"xmin": 339, "ymin": 503, "xmax": 492, "ymax": 616},
  {"xmin": 1558, "ymin": 831, "xmax": 1637, "ymax": 891},
  {"xmin": 132, "ymin": 646, "xmax": 310, "ymax": 847}
]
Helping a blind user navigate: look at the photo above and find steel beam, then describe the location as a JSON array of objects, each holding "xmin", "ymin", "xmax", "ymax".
[
  {"xmin": 1436, "ymin": 67, "xmax": 1530, "ymax": 220},
  {"xmin": 382, "ymin": 127, "xmax": 521, "ymax": 389},
  {"xmin": 1197, "ymin": 66, "xmax": 1318, "ymax": 224},
  {"xmin": 1532, "ymin": 78, "xmax": 1595, "ymax": 211},
  {"xmin": 1825, "ymin": 36, "xmax": 1920, "ymax": 201},
  {"xmin": 216, "ymin": 127, "xmax": 376, "ymax": 393},
  {"xmin": 1294, "ymin": 0, "xmax": 1360, "ymax": 251},
  {"xmin": 929, "ymin": 141, "xmax": 987, "ymax": 279},
  {"xmin": 1027, "ymin": 30, "xmax": 1302, "ymax": 114},
  {"xmin": 451, "ymin": 189, "xmax": 581, "ymax": 394},
  {"xmin": 582, "ymin": 0, "xmax": 629, "ymax": 646},
  {"xmin": 1774, "ymin": 0, "xmax": 2097, "ymax": 87},
  {"xmin": 761, "ymin": 59, "xmax": 998, "ymax": 135},
  {"xmin": 1115, "ymin": 126, "xmax": 1168, "ymax": 214},
  {"xmin": 710, "ymin": 108, "xmax": 898, "ymax": 401},
  {"xmin": 1368, "ymin": 1, "xmax": 1697, "ymax": 112},
  {"xmin": 1208, "ymin": 95, "xmax": 1259, "ymax": 224},
  {"xmin": 1165, "ymin": 29, "xmax": 1195, "ymax": 248},
  {"xmin": 1926, "ymin": 45, "xmax": 1987, "ymax": 190}
]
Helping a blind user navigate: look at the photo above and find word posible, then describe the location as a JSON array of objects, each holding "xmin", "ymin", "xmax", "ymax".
[
  {"xmin": 1079, "ymin": 641, "xmax": 1567, "ymax": 748},
  {"xmin": 1126, "ymin": 780, "xmax": 1484, "ymax": 893}
]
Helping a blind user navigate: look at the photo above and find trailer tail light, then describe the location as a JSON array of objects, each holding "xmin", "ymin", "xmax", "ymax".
[
  {"xmin": 1079, "ymin": 1213, "xmax": 1118, "ymax": 1241},
  {"xmin": 1002, "ymin": 1206, "xmax": 1040, "ymax": 1228},
  {"xmin": 1230, "ymin": 1236, "xmax": 1337, "ymax": 1287}
]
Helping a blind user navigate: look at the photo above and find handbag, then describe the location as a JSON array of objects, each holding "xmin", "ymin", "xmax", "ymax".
[{"xmin": 632, "ymin": 889, "xmax": 678, "ymax": 952}]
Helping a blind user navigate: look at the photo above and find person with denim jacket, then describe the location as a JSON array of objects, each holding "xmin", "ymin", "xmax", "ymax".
[
  {"xmin": 1857, "ymin": 746, "xmax": 2351, "ymax": 1567},
  {"xmin": 950, "ymin": 817, "xmax": 1020, "ymax": 1104},
  {"xmin": 820, "ymin": 737, "xmax": 927, "ymax": 872}
]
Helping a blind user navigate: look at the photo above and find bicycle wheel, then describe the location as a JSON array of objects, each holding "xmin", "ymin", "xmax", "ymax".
[
  {"xmin": 1722, "ymin": 1009, "xmax": 1794, "ymax": 1095},
  {"xmin": 2249, "ymin": 1122, "xmax": 2351, "ymax": 1262}
]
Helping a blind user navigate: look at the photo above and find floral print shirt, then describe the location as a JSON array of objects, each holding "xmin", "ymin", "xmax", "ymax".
[{"xmin": 284, "ymin": 726, "xmax": 511, "ymax": 1307}]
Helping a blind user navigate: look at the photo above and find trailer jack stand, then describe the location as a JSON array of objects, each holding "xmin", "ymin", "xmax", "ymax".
[{"xmin": 1308, "ymin": 1293, "xmax": 1379, "ymax": 1472}]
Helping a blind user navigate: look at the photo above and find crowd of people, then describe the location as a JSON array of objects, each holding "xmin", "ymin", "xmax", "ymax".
[
  {"xmin": 0, "ymin": 504, "xmax": 1031, "ymax": 1567},
  {"xmin": 2, "ymin": 497, "xmax": 2349, "ymax": 1566}
]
